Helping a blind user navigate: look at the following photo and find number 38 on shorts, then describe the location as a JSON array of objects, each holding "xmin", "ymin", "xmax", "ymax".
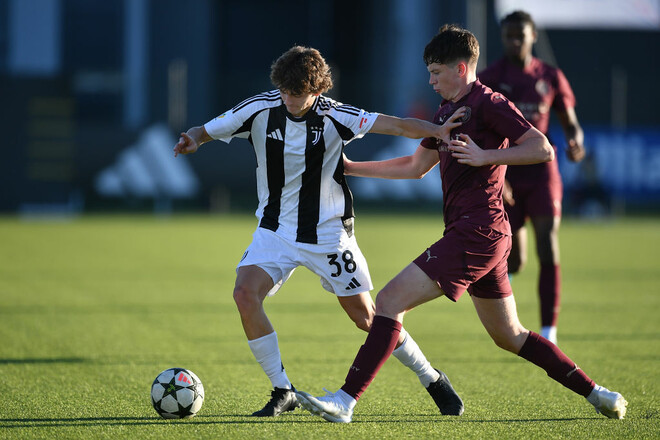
[
  {"xmin": 326, "ymin": 251, "xmax": 357, "ymax": 277},
  {"xmin": 319, "ymin": 246, "xmax": 373, "ymax": 295}
]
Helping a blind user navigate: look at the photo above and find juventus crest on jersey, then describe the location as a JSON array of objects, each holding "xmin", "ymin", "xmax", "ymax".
[{"xmin": 204, "ymin": 90, "xmax": 379, "ymax": 245}]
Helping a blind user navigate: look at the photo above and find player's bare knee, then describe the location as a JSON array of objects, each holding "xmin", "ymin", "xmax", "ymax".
[
  {"xmin": 232, "ymin": 284, "xmax": 261, "ymax": 314},
  {"xmin": 353, "ymin": 315, "xmax": 373, "ymax": 332},
  {"xmin": 375, "ymin": 294, "xmax": 404, "ymax": 318},
  {"xmin": 339, "ymin": 294, "xmax": 375, "ymax": 332},
  {"xmin": 490, "ymin": 334, "xmax": 520, "ymax": 353},
  {"xmin": 491, "ymin": 328, "xmax": 529, "ymax": 353},
  {"xmin": 347, "ymin": 305, "xmax": 374, "ymax": 332}
]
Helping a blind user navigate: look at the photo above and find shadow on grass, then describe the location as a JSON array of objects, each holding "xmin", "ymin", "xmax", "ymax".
[
  {"xmin": 294, "ymin": 414, "xmax": 600, "ymax": 423},
  {"xmin": 0, "ymin": 414, "xmax": 328, "ymax": 429},
  {"xmin": 0, "ymin": 413, "xmax": 605, "ymax": 429},
  {"xmin": 1, "ymin": 417, "xmax": 164, "ymax": 429}
]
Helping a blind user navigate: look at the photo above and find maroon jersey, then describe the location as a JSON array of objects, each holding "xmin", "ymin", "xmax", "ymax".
[
  {"xmin": 421, "ymin": 80, "xmax": 531, "ymax": 234},
  {"xmin": 479, "ymin": 57, "xmax": 575, "ymax": 182}
]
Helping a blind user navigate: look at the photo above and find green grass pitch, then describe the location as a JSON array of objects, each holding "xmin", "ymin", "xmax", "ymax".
[{"xmin": 0, "ymin": 214, "xmax": 658, "ymax": 439}]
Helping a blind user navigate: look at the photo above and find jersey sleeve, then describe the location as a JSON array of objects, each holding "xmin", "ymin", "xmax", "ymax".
[
  {"xmin": 327, "ymin": 104, "xmax": 379, "ymax": 143},
  {"xmin": 204, "ymin": 90, "xmax": 280, "ymax": 143},
  {"xmin": 552, "ymin": 68, "xmax": 576, "ymax": 112},
  {"xmin": 204, "ymin": 109, "xmax": 244, "ymax": 143},
  {"xmin": 483, "ymin": 92, "xmax": 532, "ymax": 143}
]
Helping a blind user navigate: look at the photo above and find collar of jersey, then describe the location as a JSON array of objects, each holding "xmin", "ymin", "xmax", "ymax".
[{"xmin": 282, "ymin": 96, "xmax": 320, "ymax": 122}]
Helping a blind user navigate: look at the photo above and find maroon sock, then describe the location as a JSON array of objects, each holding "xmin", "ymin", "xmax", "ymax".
[
  {"xmin": 518, "ymin": 331, "xmax": 594, "ymax": 397},
  {"xmin": 539, "ymin": 264, "xmax": 561, "ymax": 327},
  {"xmin": 340, "ymin": 315, "xmax": 402, "ymax": 401}
]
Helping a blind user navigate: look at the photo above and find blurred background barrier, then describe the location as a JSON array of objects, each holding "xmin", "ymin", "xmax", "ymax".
[
  {"xmin": 94, "ymin": 124, "xmax": 200, "ymax": 214},
  {"xmin": 1, "ymin": 0, "xmax": 658, "ymax": 216},
  {"xmin": 552, "ymin": 126, "xmax": 660, "ymax": 216},
  {"xmin": 351, "ymin": 125, "xmax": 660, "ymax": 217}
]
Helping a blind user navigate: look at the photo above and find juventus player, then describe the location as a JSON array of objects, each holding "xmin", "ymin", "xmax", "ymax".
[
  {"xmin": 296, "ymin": 26, "xmax": 627, "ymax": 423},
  {"xmin": 174, "ymin": 46, "xmax": 465, "ymax": 417}
]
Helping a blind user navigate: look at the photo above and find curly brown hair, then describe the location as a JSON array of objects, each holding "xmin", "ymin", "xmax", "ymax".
[{"xmin": 270, "ymin": 46, "xmax": 333, "ymax": 96}]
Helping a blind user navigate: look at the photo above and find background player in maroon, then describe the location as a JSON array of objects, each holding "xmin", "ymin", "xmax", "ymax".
[
  {"xmin": 479, "ymin": 10, "xmax": 586, "ymax": 344},
  {"xmin": 295, "ymin": 24, "xmax": 627, "ymax": 423}
]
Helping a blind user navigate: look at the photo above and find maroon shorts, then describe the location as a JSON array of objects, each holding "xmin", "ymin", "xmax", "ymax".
[
  {"xmin": 413, "ymin": 222, "xmax": 513, "ymax": 302},
  {"xmin": 506, "ymin": 170, "xmax": 562, "ymax": 231}
]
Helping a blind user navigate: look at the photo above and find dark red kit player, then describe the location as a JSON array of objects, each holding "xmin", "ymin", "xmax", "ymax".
[
  {"xmin": 296, "ymin": 24, "xmax": 626, "ymax": 423},
  {"xmin": 479, "ymin": 10, "xmax": 586, "ymax": 344}
]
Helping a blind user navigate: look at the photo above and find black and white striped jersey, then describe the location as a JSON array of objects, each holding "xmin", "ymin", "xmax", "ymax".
[{"xmin": 204, "ymin": 90, "xmax": 379, "ymax": 245}]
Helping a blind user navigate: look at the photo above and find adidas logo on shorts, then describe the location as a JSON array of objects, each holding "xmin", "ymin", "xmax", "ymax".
[{"xmin": 345, "ymin": 277, "xmax": 362, "ymax": 290}]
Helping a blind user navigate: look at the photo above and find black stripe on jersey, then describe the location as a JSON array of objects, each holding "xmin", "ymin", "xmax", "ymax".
[
  {"xmin": 333, "ymin": 150, "xmax": 355, "ymax": 224},
  {"xmin": 232, "ymin": 90, "xmax": 279, "ymax": 109},
  {"xmin": 316, "ymin": 96, "xmax": 333, "ymax": 111},
  {"xmin": 296, "ymin": 115, "xmax": 326, "ymax": 244},
  {"xmin": 327, "ymin": 115, "xmax": 357, "ymax": 142},
  {"xmin": 316, "ymin": 98, "xmax": 360, "ymax": 117},
  {"xmin": 231, "ymin": 110, "xmax": 262, "ymax": 139},
  {"xmin": 334, "ymin": 105, "xmax": 361, "ymax": 116},
  {"xmin": 259, "ymin": 108, "xmax": 288, "ymax": 232},
  {"xmin": 232, "ymin": 90, "xmax": 281, "ymax": 113},
  {"xmin": 311, "ymin": 95, "xmax": 320, "ymax": 112}
]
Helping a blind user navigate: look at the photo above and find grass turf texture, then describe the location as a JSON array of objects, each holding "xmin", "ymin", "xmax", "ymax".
[{"xmin": 0, "ymin": 214, "xmax": 658, "ymax": 439}]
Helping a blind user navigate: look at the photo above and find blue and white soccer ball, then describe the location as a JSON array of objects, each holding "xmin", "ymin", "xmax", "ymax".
[{"xmin": 151, "ymin": 368, "xmax": 204, "ymax": 419}]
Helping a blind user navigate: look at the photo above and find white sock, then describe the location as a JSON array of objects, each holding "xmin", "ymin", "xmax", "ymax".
[
  {"xmin": 540, "ymin": 326, "xmax": 557, "ymax": 344},
  {"xmin": 247, "ymin": 332, "xmax": 291, "ymax": 390},
  {"xmin": 335, "ymin": 389, "xmax": 357, "ymax": 410},
  {"xmin": 391, "ymin": 330, "xmax": 439, "ymax": 387}
]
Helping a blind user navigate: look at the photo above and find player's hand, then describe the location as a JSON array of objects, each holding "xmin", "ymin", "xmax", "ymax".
[
  {"xmin": 173, "ymin": 132, "xmax": 199, "ymax": 157},
  {"xmin": 448, "ymin": 133, "xmax": 488, "ymax": 167},
  {"xmin": 566, "ymin": 139, "xmax": 585, "ymax": 162},
  {"xmin": 502, "ymin": 179, "xmax": 515, "ymax": 206},
  {"xmin": 436, "ymin": 107, "xmax": 467, "ymax": 144}
]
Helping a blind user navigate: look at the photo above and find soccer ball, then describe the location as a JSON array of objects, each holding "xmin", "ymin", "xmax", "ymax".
[{"xmin": 151, "ymin": 368, "xmax": 204, "ymax": 419}]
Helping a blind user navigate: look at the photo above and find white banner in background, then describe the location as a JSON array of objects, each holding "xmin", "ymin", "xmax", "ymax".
[{"xmin": 495, "ymin": 0, "xmax": 660, "ymax": 30}]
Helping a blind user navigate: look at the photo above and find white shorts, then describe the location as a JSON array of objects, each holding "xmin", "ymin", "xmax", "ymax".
[{"xmin": 236, "ymin": 227, "xmax": 373, "ymax": 297}]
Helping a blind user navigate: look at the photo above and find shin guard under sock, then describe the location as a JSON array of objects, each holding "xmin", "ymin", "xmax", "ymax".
[
  {"xmin": 518, "ymin": 331, "xmax": 594, "ymax": 397},
  {"xmin": 340, "ymin": 315, "xmax": 402, "ymax": 400}
]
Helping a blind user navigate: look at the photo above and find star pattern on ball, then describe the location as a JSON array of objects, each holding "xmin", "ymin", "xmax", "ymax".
[
  {"xmin": 151, "ymin": 368, "xmax": 204, "ymax": 419},
  {"xmin": 162, "ymin": 376, "xmax": 186, "ymax": 399}
]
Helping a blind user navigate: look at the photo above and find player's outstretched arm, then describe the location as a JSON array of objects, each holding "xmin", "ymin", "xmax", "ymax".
[
  {"xmin": 369, "ymin": 107, "xmax": 466, "ymax": 143},
  {"xmin": 173, "ymin": 126, "xmax": 213, "ymax": 157},
  {"xmin": 344, "ymin": 145, "xmax": 439, "ymax": 179},
  {"xmin": 448, "ymin": 127, "xmax": 554, "ymax": 167}
]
